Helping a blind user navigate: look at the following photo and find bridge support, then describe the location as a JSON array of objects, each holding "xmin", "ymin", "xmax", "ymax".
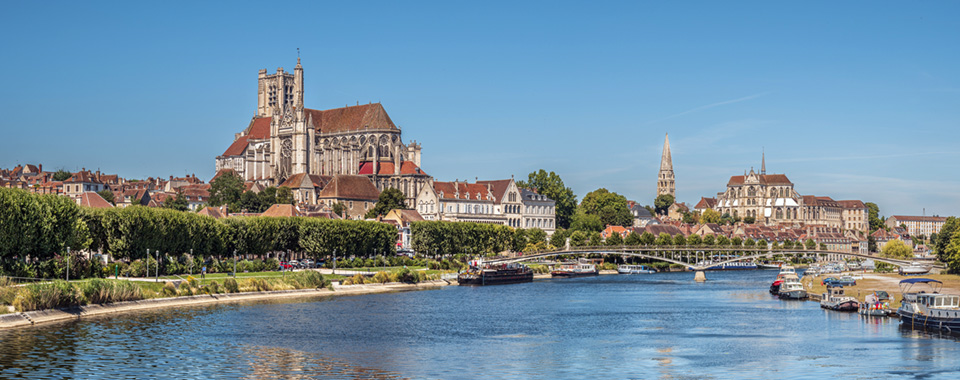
[{"xmin": 694, "ymin": 270, "xmax": 706, "ymax": 282}]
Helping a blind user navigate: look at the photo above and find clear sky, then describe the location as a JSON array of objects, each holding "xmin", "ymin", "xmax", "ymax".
[{"xmin": 2, "ymin": 1, "xmax": 958, "ymax": 217}]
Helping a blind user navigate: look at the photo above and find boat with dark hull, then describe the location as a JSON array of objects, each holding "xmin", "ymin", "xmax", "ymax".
[
  {"xmin": 458, "ymin": 263, "xmax": 534, "ymax": 286},
  {"xmin": 778, "ymin": 280, "xmax": 808, "ymax": 300},
  {"xmin": 897, "ymin": 278, "xmax": 960, "ymax": 332},
  {"xmin": 551, "ymin": 262, "xmax": 599, "ymax": 277},
  {"xmin": 820, "ymin": 286, "xmax": 858, "ymax": 312}
]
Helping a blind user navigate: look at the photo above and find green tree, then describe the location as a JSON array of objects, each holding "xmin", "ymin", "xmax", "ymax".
[
  {"xmin": 756, "ymin": 239, "xmax": 767, "ymax": 249},
  {"xmin": 701, "ymin": 209, "xmax": 722, "ymax": 224},
  {"xmin": 569, "ymin": 230, "xmax": 588, "ymax": 247},
  {"xmin": 578, "ymin": 188, "xmax": 632, "ymax": 227},
  {"xmin": 527, "ymin": 228, "xmax": 547, "ymax": 246},
  {"xmin": 550, "ymin": 228, "xmax": 569, "ymax": 249},
  {"xmin": 365, "ymin": 188, "xmax": 407, "ymax": 219},
  {"xmin": 654, "ymin": 194, "xmax": 675, "ymax": 216},
  {"xmin": 805, "ymin": 239, "xmax": 816, "ymax": 250},
  {"xmin": 943, "ymin": 228, "xmax": 960, "ymax": 273},
  {"xmin": 276, "ymin": 186, "xmax": 295, "ymax": 205},
  {"xmin": 819, "ymin": 243, "xmax": 828, "ymax": 251},
  {"xmin": 743, "ymin": 216, "xmax": 756, "ymax": 224},
  {"xmin": 258, "ymin": 186, "xmax": 278, "ymax": 205},
  {"xmin": 682, "ymin": 212, "xmax": 696, "ymax": 224},
  {"xmin": 570, "ymin": 210, "xmax": 603, "ymax": 232},
  {"xmin": 783, "ymin": 240, "xmax": 794, "ymax": 249},
  {"xmin": 688, "ymin": 234, "xmax": 702, "ymax": 246},
  {"xmin": 720, "ymin": 213, "xmax": 735, "ymax": 225},
  {"xmin": 97, "ymin": 189, "xmax": 115, "ymax": 205},
  {"xmin": 934, "ymin": 217, "xmax": 959, "ymax": 260},
  {"xmin": 868, "ymin": 235, "xmax": 878, "ymax": 253},
  {"xmin": 162, "ymin": 192, "xmax": 189, "ymax": 212},
  {"xmin": 332, "ymin": 202, "xmax": 346, "ymax": 217},
  {"xmin": 605, "ymin": 231, "xmax": 623, "ymax": 246},
  {"xmin": 588, "ymin": 231, "xmax": 603, "ymax": 246},
  {"xmin": 640, "ymin": 231, "xmax": 655, "ymax": 246},
  {"xmin": 240, "ymin": 191, "xmax": 267, "ymax": 213},
  {"xmin": 881, "ymin": 239, "xmax": 912, "ymax": 259},
  {"xmin": 517, "ymin": 169, "xmax": 578, "ymax": 229},
  {"xmin": 52, "ymin": 169, "xmax": 72, "ymax": 181},
  {"xmin": 656, "ymin": 233, "xmax": 673, "ymax": 246},
  {"xmin": 512, "ymin": 228, "xmax": 528, "ymax": 252},
  {"xmin": 744, "ymin": 238, "xmax": 756, "ymax": 247},
  {"xmin": 730, "ymin": 237, "xmax": 742, "ymax": 247},
  {"xmin": 703, "ymin": 234, "xmax": 716, "ymax": 246},
  {"xmin": 625, "ymin": 231, "xmax": 642, "ymax": 246},
  {"xmin": 673, "ymin": 234, "xmax": 686, "ymax": 246},
  {"xmin": 208, "ymin": 171, "xmax": 245, "ymax": 212},
  {"xmin": 865, "ymin": 202, "xmax": 885, "ymax": 232}
]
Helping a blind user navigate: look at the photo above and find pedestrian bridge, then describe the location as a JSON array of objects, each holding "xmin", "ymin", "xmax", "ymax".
[{"xmin": 482, "ymin": 246, "xmax": 944, "ymax": 273}]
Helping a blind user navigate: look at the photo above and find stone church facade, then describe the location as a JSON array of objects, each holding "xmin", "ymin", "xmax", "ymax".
[{"xmin": 215, "ymin": 59, "xmax": 432, "ymax": 205}]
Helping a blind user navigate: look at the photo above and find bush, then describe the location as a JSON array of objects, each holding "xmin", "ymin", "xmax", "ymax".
[
  {"xmin": 80, "ymin": 279, "xmax": 143, "ymax": 304},
  {"xmin": 396, "ymin": 268, "xmax": 418, "ymax": 283},
  {"xmin": 239, "ymin": 278, "xmax": 272, "ymax": 292},
  {"xmin": 223, "ymin": 278, "xmax": 239, "ymax": 293},
  {"xmin": 161, "ymin": 282, "xmax": 178, "ymax": 297},
  {"xmin": 13, "ymin": 281, "xmax": 82, "ymax": 312},
  {"xmin": 284, "ymin": 271, "xmax": 325, "ymax": 288}
]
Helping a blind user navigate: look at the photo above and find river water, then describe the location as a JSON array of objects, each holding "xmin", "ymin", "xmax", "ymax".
[{"xmin": 1, "ymin": 270, "xmax": 958, "ymax": 379}]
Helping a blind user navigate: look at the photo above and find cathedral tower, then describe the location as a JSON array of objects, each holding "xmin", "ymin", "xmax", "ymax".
[{"xmin": 658, "ymin": 133, "xmax": 675, "ymax": 197}]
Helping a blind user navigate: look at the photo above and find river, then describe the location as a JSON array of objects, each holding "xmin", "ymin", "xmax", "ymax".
[{"xmin": 1, "ymin": 270, "xmax": 958, "ymax": 379}]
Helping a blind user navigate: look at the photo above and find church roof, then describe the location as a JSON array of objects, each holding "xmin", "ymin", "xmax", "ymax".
[
  {"xmin": 727, "ymin": 174, "xmax": 792, "ymax": 186},
  {"xmin": 222, "ymin": 117, "xmax": 271, "ymax": 157},
  {"xmin": 305, "ymin": 103, "xmax": 397, "ymax": 134},
  {"xmin": 660, "ymin": 133, "xmax": 673, "ymax": 171},
  {"xmin": 357, "ymin": 161, "xmax": 427, "ymax": 176}
]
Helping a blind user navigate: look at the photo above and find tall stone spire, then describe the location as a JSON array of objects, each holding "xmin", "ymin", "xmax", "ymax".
[
  {"xmin": 761, "ymin": 148, "xmax": 766, "ymax": 175},
  {"xmin": 657, "ymin": 133, "xmax": 675, "ymax": 197}
]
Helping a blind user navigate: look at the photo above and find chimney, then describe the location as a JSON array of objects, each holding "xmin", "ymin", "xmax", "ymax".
[{"xmin": 39, "ymin": 164, "xmax": 42, "ymax": 172}]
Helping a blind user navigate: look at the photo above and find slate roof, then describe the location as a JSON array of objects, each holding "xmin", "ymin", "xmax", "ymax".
[
  {"xmin": 727, "ymin": 174, "xmax": 792, "ymax": 186},
  {"xmin": 317, "ymin": 175, "xmax": 380, "ymax": 201},
  {"xmin": 305, "ymin": 103, "xmax": 397, "ymax": 134}
]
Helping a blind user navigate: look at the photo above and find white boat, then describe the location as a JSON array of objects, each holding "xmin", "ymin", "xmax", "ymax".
[
  {"xmin": 618, "ymin": 264, "xmax": 657, "ymax": 274},
  {"xmin": 897, "ymin": 278, "xmax": 960, "ymax": 332},
  {"xmin": 551, "ymin": 262, "xmax": 599, "ymax": 277},
  {"xmin": 820, "ymin": 286, "xmax": 858, "ymax": 312},
  {"xmin": 778, "ymin": 280, "xmax": 808, "ymax": 300},
  {"xmin": 898, "ymin": 262, "xmax": 931, "ymax": 276},
  {"xmin": 858, "ymin": 292, "xmax": 894, "ymax": 317},
  {"xmin": 757, "ymin": 261, "xmax": 783, "ymax": 270}
]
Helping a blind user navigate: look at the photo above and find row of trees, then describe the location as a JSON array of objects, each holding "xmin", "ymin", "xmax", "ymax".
[
  {"xmin": 409, "ymin": 221, "xmax": 550, "ymax": 255},
  {"xmin": 208, "ymin": 171, "xmax": 295, "ymax": 213},
  {"xmin": 552, "ymin": 228, "xmax": 830, "ymax": 251}
]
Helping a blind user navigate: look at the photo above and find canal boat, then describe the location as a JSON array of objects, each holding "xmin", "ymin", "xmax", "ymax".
[
  {"xmin": 551, "ymin": 262, "xmax": 599, "ymax": 277},
  {"xmin": 757, "ymin": 261, "xmax": 784, "ymax": 270},
  {"xmin": 778, "ymin": 280, "xmax": 808, "ymax": 300},
  {"xmin": 617, "ymin": 264, "xmax": 656, "ymax": 274},
  {"xmin": 769, "ymin": 266, "xmax": 799, "ymax": 295},
  {"xmin": 898, "ymin": 262, "xmax": 931, "ymax": 276},
  {"xmin": 457, "ymin": 262, "xmax": 534, "ymax": 286},
  {"xmin": 820, "ymin": 286, "xmax": 858, "ymax": 312},
  {"xmin": 897, "ymin": 278, "xmax": 960, "ymax": 332},
  {"xmin": 691, "ymin": 260, "xmax": 759, "ymax": 271},
  {"xmin": 858, "ymin": 292, "xmax": 893, "ymax": 317}
]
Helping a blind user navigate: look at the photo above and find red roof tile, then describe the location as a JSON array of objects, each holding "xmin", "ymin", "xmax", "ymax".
[
  {"xmin": 357, "ymin": 161, "xmax": 427, "ymax": 176},
  {"xmin": 317, "ymin": 175, "xmax": 380, "ymax": 201},
  {"xmin": 305, "ymin": 103, "xmax": 397, "ymax": 134}
]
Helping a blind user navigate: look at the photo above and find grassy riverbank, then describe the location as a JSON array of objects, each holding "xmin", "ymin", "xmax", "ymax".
[{"xmin": 802, "ymin": 273, "xmax": 960, "ymax": 307}]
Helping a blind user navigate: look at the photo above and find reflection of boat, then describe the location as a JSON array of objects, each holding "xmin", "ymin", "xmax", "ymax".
[
  {"xmin": 457, "ymin": 262, "xmax": 533, "ymax": 286},
  {"xmin": 618, "ymin": 265, "xmax": 656, "ymax": 274},
  {"xmin": 778, "ymin": 280, "xmax": 808, "ymax": 300},
  {"xmin": 859, "ymin": 292, "xmax": 894, "ymax": 316},
  {"xmin": 898, "ymin": 262, "xmax": 931, "ymax": 276},
  {"xmin": 820, "ymin": 286, "xmax": 858, "ymax": 312},
  {"xmin": 551, "ymin": 262, "xmax": 599, "ymax": 277},
  {"xmin": 897, "ymin": 278, "xmax": 960, "ymax": 332}
]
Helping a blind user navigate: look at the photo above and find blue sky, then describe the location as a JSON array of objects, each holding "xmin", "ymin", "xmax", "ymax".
[{"xmin": 2, "ymin": 1, "xmax": 958, "ymax": 217}]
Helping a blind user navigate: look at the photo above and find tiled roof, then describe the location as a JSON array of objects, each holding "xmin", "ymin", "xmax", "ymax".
[
  {"xmin": 305, "ymin": 103, "xmax": 397, "ymax": 134},
  {"xmin": 727, "ymin": 174, "xmax": 793, "ymax": 186},
  {"xmin": 357, "ymin": 161, "xmax": 427, "ymax": 176},
  {"xmin": 261, "ymin": 204, "xmax": 302, "ymax": 217},
  {"xmin": 79, "ymin": 192, "xmax": 113, "ymax": 208},
  {"xmin": 889, "ymin": 215, "xmax": 947, "ymax": 223},
  {"xmin": 836, "ymin": 200, "xmax": 866, "ymax": 209},
  {"xmin": 280, "ymin": 173, "xmax": 331, "ymax": 189},
  {"xmin": 317, "ymin": 175, "xmax": 380, "ymax": 201},
  {"xmin": 65, "ymin": 171, "xmax": 102, "ymax": 184},
  {"xmin": 695, "ymin": 197, "xmax": 717, "ymax": 209},
  {"xmin": 222, "ymin": 135, "xmax": 250, "ymax": 157},
  {"xmin": 476, "ymin": 179, "xmax": 513, "ymax": 204},
  {"xmin": 433, "ymin": 181, "xmax": 494, "ymax": 201}
]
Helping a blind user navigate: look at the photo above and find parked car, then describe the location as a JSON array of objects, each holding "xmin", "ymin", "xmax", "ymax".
[
  {"xmin": 397, "ymin": 248, "xmax": 415, "ymax": 258},
  {"xmin": 838, "ymin": 276, "xmax": 857, "ymax": 286},
  {"xmin": 821, "ymin": 277, "xmax": 840, "ymax": 286},
  {"xmin": 289, "ymin": 260, "xmax": 300, "ymax": 268},
  {"xmin": 278, "ymin": 261, "xmax": 294, "ymax": 270},
  {"xmin": 874, "ymin": 290, "xmax": 891, "ymax": 302},
  {"xmin": 302, "ymin": 259, "xmax": 315, "ymax": 268}
]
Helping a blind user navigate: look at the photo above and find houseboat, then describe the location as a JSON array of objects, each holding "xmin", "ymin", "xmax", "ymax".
[
  {"xmin": 618, "ymin": 265, "xmax": 657, "ymax": 274},
  {"xmin": 898, "ymin": 262, "xmax": 932, "ymax": 276},
  {"xmin": 820, "ymin": 286, "xmax": 858, "ymax": 312},
  {"xmin": 551, "ymin": 262, "xmax": 599, "ymax": 277},
  {"xmin": 778, "ymin": 280, "xmax": 808, "ymax": 300},
  {"xmin": 897, "ymin": 278, "xmax": 960, "ymax": 332},
  {"xmin": 457, "ymin": 262, "xmax": 534, "ymax": 286}
]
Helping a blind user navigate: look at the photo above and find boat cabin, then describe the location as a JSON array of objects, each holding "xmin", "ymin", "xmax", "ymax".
[{"xmin": 915, "ymin": 294, "xmax": 960, "ymax": 309}]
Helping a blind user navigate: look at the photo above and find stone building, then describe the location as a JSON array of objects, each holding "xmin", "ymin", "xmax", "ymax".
[
  {"xmin": 316, "ymin": 175, "xmax": 381, "ymax": 219},
  {"xmin": 520, "ymin": 188, "xmax": 556, "ymax": 234},
  {"xmin": 657, "ymin": 133, "xmax": 675, "ymax": 198},
  {"xmin": 215, "ymin": 58, "xmax": 432, "ymax": 206},
  {"xmin": 886, "ymin": 215, "xmax": 948, "ymax": 237}
]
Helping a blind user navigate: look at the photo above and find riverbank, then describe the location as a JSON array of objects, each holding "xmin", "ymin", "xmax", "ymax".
[
  {"xmin": 0, "ymin": 280, "xmax": 451, "ymax": 330},
  {"xmin": 802, "ymin": 272, "xmax": 960, "ymax": 306}
]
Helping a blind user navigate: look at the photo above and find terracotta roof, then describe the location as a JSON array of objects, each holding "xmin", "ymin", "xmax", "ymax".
[
  {"xmin": 476, "ymin": 179, "xmax": 513, "ymax": 204},
  {"xmin": 889, "ymin": 215, "xmax": 947, "ymax": 223},
  {"xmin": 79, "ymin": 192, "xmax": 113, "ymax": 208},
  {"xmin": 65, "ymin": 171, "xmax": 102, "ymax": 184},
  {"xmin": 727, "ymin": 174, "xmax": 793, "ymax": 186},
  {"xmin": 280, "ymin": 173, "xmax": 331, "ymax": 189},
  {"xmin": 357, "ymin": 161, "xmax": 427, "ymax": 176},
  {"xmin": 836, "ymin": 200, "xmax": 866, "ymax": 209},
  {"xmin": 433, "ymin": 181, "xmax": 494, "ymax": 201},
  {"xmin": 247, "ymin": 117, "xmax": 271, "ymax": 139},
  {"xmin": 694, "ymin": 197, "xmax": 717, "ymax": 209},
  {"xmin": 305, "ymin": 103, "xmax": 397, "ymax": 134},
  {"xmin": 198, "ymin": 206, "xmax": 227, "ymax": 219},
  {"xmin": 222, "ymin": 135, "xmax": 250, "ymax": 157},
  {"xmin": 317, "ymin": 175, "xmax": 380, "ymax": 201},
  {"xmin": 261, "ymin": 204, "xmax": 302, "ymax": 217}
]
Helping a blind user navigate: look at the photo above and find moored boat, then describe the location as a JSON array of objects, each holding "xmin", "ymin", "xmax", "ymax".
[
  {"xmin": 691, "ymin": 260, "xmax": 759, "ymax": 271},
  {"xmin": 898, "ymin": 262, "xmax": 931, "ymax": 276},
  {"xmin": 551, "ymin": 262, "xmax": 599, "ymax": 277},
  {"xmin": 757, "ymin": 261, "xmax": 784, "ymax": 270},
  {"xmin": 770, "ymin": 266, "xmax": 799, "ymax": 295},
  {"xmin": 618, "ymin": 264, "xmax": 657, "ymax": 274},
  {"xmin": 458, "ymin": 262, "xmax": 533, "ymax": 286},
  {"xmin": 897, "ymin": 278, "xmax": 960, "ymax": 332},
  {"xmin": 820, "ymin": 286, "xmax": 858, "ymax": 312},
  {"xmin": 778, "ymin": 280, "xmax": 808, "ymax": 300}
]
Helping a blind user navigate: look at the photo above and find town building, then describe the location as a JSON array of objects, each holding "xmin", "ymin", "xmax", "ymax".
[
  {"xmin": 885, "ymin": 215, "xmax": 948, "ymax": 237},
  {"xmin": 316, "ymin": 174, "xmax": 381, "ymax": 219},
  {"xmin": 837, "ymin": 200, "xmax": 869, "ymax": 233},
  {"xmin": 415, "ymin": 180, "xmax": 502, "ymax": 224},
  {"xmin": 519, "ymin": 188, "xmax": 556, "ymax": 234},
  {"xmin": 657, "ymin": 133, "xmax": 675, "ymax": 198},
  {"xmin": 215, "ymin": 58, "xmax": 432, "ymax": 206}
]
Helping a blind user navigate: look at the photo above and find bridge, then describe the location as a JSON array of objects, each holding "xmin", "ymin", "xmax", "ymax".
[{"xmin": 482, "ymin": 246, "xmax": 944, "ymax": 281}]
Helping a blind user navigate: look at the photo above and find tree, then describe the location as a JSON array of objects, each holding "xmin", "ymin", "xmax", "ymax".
[
  {"xmin": 819, "ymin": 243, "xmax": 828, "ymax": 251},
  {"xmin": 943, "ymin": 228, "xmax": 960, "ymax": 273},
  {"xmin": 578, "ymin": 188, "xmax": 632, "ymax": 227},
  {"xmin": 731, "ymin": 237, "xmax": 742, "ymax": 247},
  {"xmin": 673, "ymin": 234, "xmax": 686, "ymax": 246},
  {"xmin": 332, "ymin": 202, "xmax": 346, "ymax": 218},
  {"xmin": 756, "ymin": 239, "xmax": 768, "ymax": 250},
  {"xmin": 605, "ymin": 231, "xmax": 623, "ymax": 246},
  {"xmin": 512, "ymin": 228, "xmax": 528, "ymax": 252},
  {"xmin": 867, "ymin": 235, "xmax": 878, "ymax": 253},
  {"xmin": 588, "ymin": 231, "xmax": 603, "ymax": 246},
  {"xmin": 805, "ymin": 239, "xmax": 816, "ymax": 250},
  {"xmin": 654, "ymin": 194, "xmax": 675, "ymax": 216},
  {"xmin": 162, "ymin": 192, "xmax": 189, "ymax": 212},
  {"xmin": 550, "ymin": 229, "xmax": 569, "ymax": 249},
  {"xmin": 517, "ymin": 169, "xmax": 577, "ymax": 229},
  {"xmin": 527, "ymin": 228, "xmax": 547, "ymax": 247},
  {"xmin": 240, "ymin": 190, "xmax": 267, "ymax": 213},
  {"xmin": 717, "ymin": 235, "xmax": 730, "ymax": 246},
  {"xmin": 881, "ymin": 239, "xmax": 912, "ymax": 259},
  {"xmin": 276, "ymin": 186, "xmax": 295, "ymax": 205},
  {"xmin": 744, "ymin": 238, "xmax": 756, "ymax": 247},
  {"xmin": 569, "ymin": 231, "xmax": 588, "ymax": 247},
  {"xmin": 688, "ymin": 234, "xmax": 702, "ymax": 246},
  {"xmin": 656, "ymin": 233, "xmax": 673, "ymax": 246},
  {"xmin": 208, "ymin": 171, "xmax": 244, "ymax": 212},
  {"xmin": 865, "ymin": 202, "xmax": 885, "ymax": 232},
  {"xmin": 720, "ymin": 213, "xmax": 735, "ymax": 225},
  {"xmin": 97, "ymin": 189, "xmax": 115, "ymax": 205},
  {"xmin": 703, "ymin": 234, "xmax": 716, "ymax": 246},
  {"xmin": 365, "ymin": 188, "xmax": 407, "ymax": 219},
  {"xmin": 570, "ymin": 210, "xmax": 603, "ymax": 232},
  {"xmin": 783, "ymin": 240, "xmax": 794, "ymax": 249},
  {"xmin": 701, "ymin": 209, "xmax": 722, "ymax": 224},
  {"xmin": 625, "ymin": 231, "xmax": 642, "ymax": 246},
  {"xmin": 934, "ymin": 217, "xmax": 959, "ymax": 260},
  {"xmin": 52, "ymin": 169, "xmax": 72, "ymax": 181},
  {"xmin": 743, "ymin": 216, "xmax": 756, "ymax": 224},
  {"xmin": 682, "ymin": 212, "xmax": 697, "ymax": 224},
  {"xmin": 640, "ymin": 231, "xmax": 655, "ymax": 246}
]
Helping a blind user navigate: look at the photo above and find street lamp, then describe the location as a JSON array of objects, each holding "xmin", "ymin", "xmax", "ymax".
[
  {"xmin": 333, "ymin": 249, "xmax": 337, "ymax": 275},
  {"xmin": 66, "ymin": 246, "xmax": 70, "ymax": 281},
  {"xmin": 156, "ymin": 250, "xmax": 159, "ymax": 282},
  {"xmin": 146, "ymin": 249, "xmax": 150, "ymax": 278},
  {"xmin": 233, "ymin": 250, "xmax": 237, "ymax": 277}
]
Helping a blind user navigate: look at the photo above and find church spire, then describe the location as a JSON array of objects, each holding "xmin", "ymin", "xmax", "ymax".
[
  {"xmin": 657, "ymin": 133, "xmax": 675, "ymax": 198},
  {"xmin": 761, "ymin": 148, "xmax": 766, "ymax": 175}
]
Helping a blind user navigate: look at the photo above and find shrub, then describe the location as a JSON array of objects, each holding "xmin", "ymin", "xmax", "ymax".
[
  {"xmin": 161, "ymin": 282, "xmax": 178, "ymax": 297},
  {"xmin": 80, "ymin": 279, "xmax": 143, "ymax": 304},
  {"xmin": 396, "ymin": 268, "xmax": 418, "ymax": 283},
  {"xmin": 223, "ymin": 278, "xmax": 239, "ymax": 293},
  {"xmin": 372, "ymin": 271, "xmax": 391, "ymax": 284},
  {"xmin": 285, "ymin": 271, "xmax": 325, "ymax": 288},
  {"xmin": 350, "ymin": 274, "xmax": 366, "ymax": 285},
  {"xmin": 239, "ymin": 278, "xmax": 272, "ymax": 292},
  {"xmin": 202, "ymin": 281, "xmax": 220, "ymax": 295},
  {"xmin": 13, "ymin": 281, "xmax": 82, "ymax": 312}
]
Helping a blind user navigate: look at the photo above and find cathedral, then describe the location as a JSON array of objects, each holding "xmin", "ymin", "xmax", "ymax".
[{"xmin": 215, "ymin": 59, "xmax": 432, "ymax": 205}]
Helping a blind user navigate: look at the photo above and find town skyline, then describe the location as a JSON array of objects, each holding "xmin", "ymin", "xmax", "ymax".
[{"xmin": 2, "ymin": 1, "xmax": 958, "ymax": 216}]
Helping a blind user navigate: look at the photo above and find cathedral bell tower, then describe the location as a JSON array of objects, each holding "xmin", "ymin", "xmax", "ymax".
[{"xmin": 657, "ymin": 133, "xmax": 676, "ymax": 197}]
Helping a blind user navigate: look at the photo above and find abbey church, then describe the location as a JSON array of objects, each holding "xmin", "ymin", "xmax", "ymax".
[{"xmin": 215, "ymin": 59, "xmax": 432, "ymax": 205}]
